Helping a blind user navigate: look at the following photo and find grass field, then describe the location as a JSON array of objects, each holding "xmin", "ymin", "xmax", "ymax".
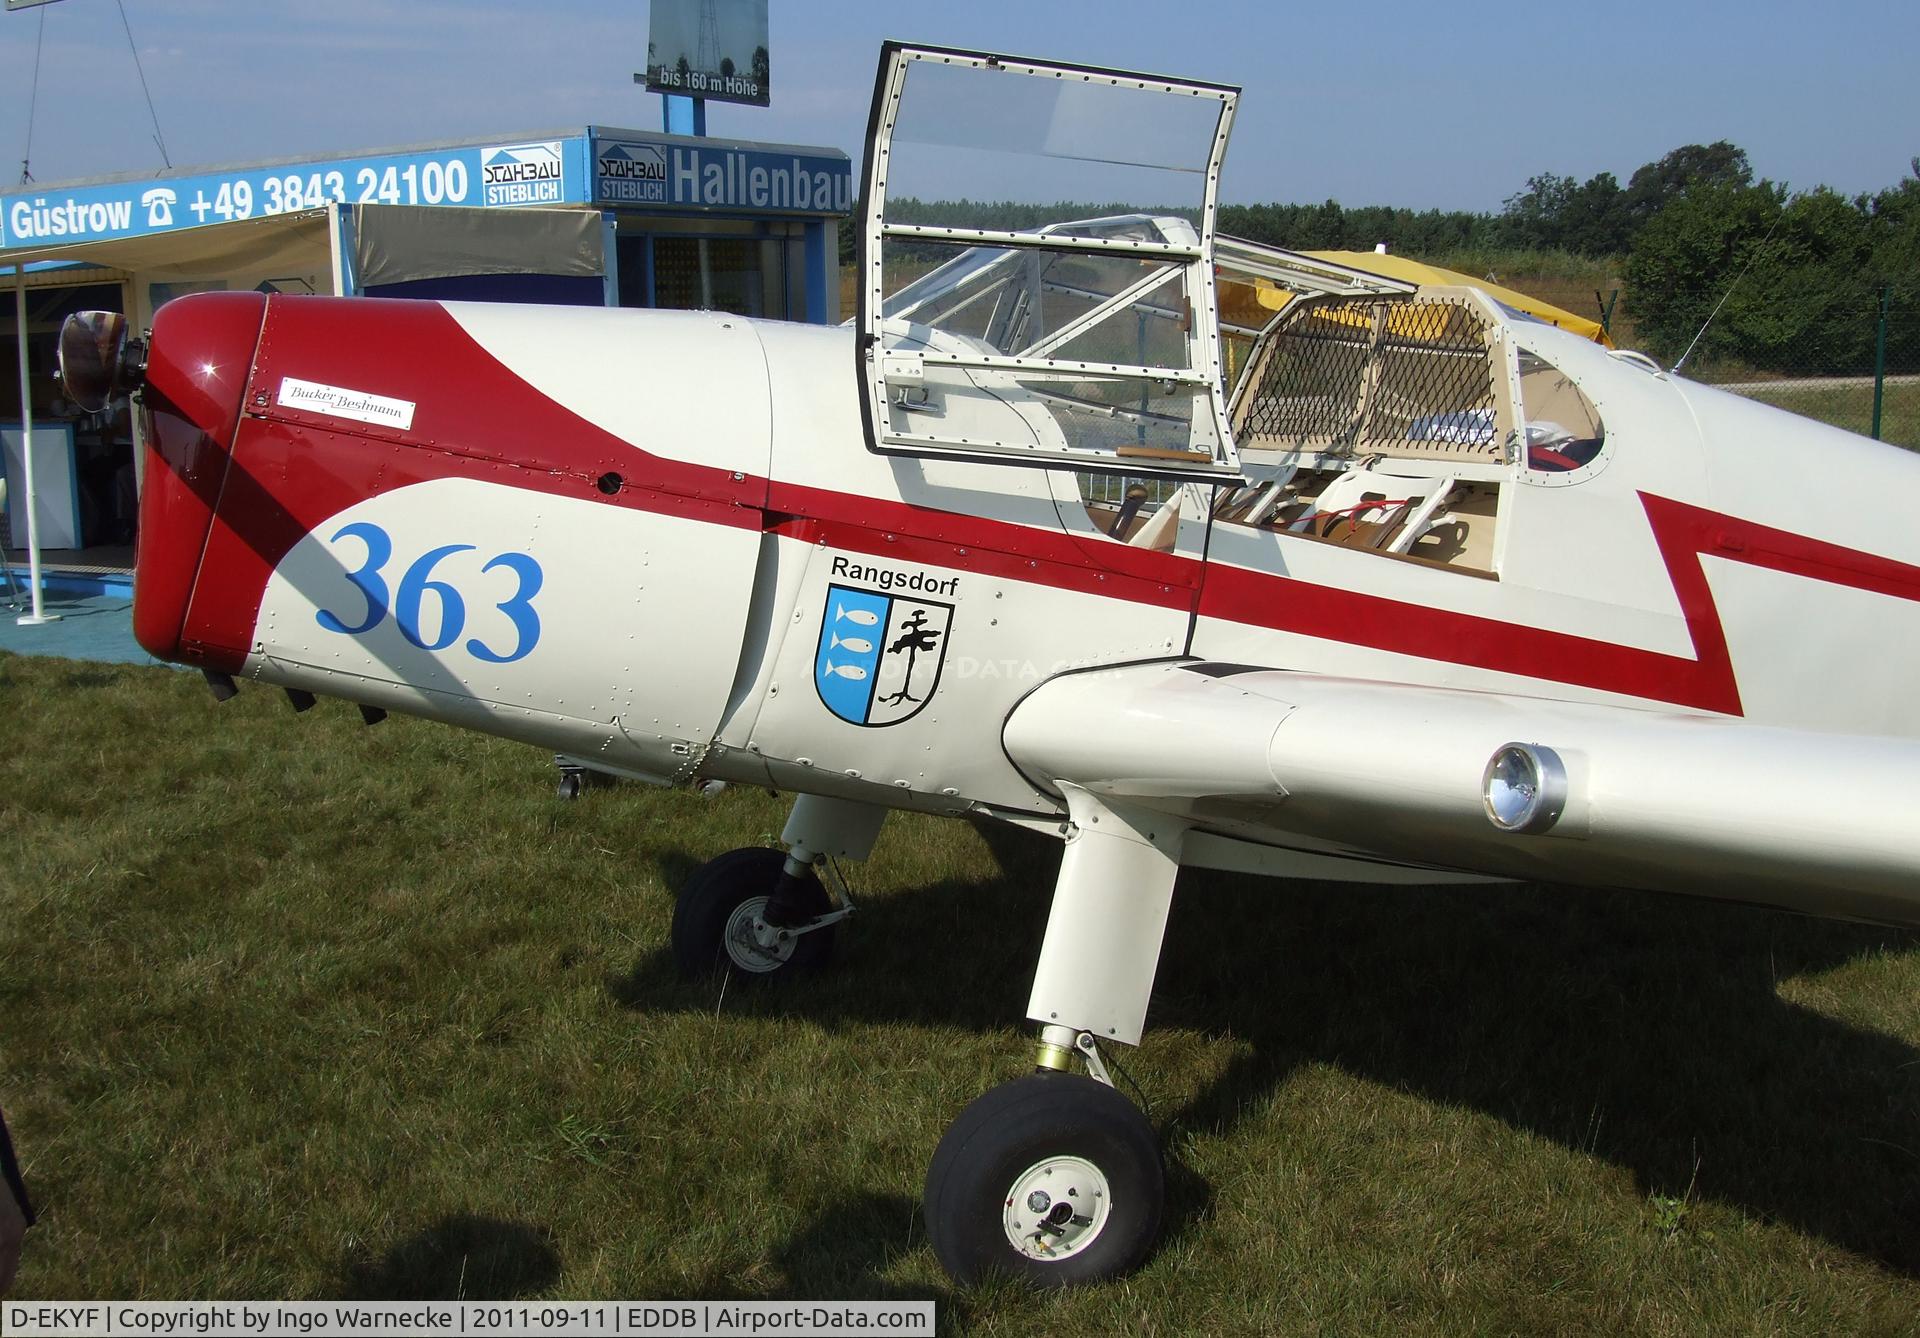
[{"xmin": 3, "ymin": 653, "xmax": 1919, "ymax": 1332}]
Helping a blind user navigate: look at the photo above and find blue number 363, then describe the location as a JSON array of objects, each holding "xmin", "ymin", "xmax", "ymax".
[{"xmin": 316, "ymin": 521, "xmax": 543, "ymax": 664}]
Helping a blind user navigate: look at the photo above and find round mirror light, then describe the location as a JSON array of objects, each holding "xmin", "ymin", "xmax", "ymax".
[
  {"xmin": 58, "ymin": 310, "xmax": 145, "ymax": 413},
  {"xmin": 1483, "ymin": 742, "xmax": 1567, "ymax": 834}
]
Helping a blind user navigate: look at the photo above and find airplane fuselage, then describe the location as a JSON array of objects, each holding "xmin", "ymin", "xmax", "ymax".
[{"xmin": 124, "ymin": 289, "xmax": 1920, "ymax": 925}]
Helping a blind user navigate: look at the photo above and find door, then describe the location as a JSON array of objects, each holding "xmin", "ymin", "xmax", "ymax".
[{"xmin": 855, "ymin": 43, "xmax": 1243, "ymax": 483}]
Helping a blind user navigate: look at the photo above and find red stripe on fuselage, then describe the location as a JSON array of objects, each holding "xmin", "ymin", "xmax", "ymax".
[
  {"xmin": 182, "ymin": 296, "xmax": 1201, "ymax": 663},
  {"xmin": 776, "ymin": 484, "xmax": 1920, "ymax": 717},
  {"xmin": 177, "ymin": 297, "xmax": 767, "ymax": 668},
  {"xmin": 184, "ymin": 420, "xmax": 763, "ymax": 670},
  {"xmin": 1201, "ymin": 561, "xmax": 1737, "ymax": 709},
  {"xmin": 764, "ymin": 486, "xmax": 1197, "ymax": 614},
  {"xmin": 1201, "ymin": 494, "xmax": 1920, "ymax": 715},
  {"xmin": 172, "ymin": 296, "xmax": 1920, "ymax": 714}
]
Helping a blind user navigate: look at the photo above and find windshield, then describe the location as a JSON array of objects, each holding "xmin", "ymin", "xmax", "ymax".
[
  {"xmin": 885, "ymin": 59, "xmax": 1222, "ymax": 220},
  {"xmin": 880, "ymin": 215, "xmax": 1197, "ymax": 364},
  {"xmin": 858, "ymin": 45, "xmax": 1239, "ymax": 478}
]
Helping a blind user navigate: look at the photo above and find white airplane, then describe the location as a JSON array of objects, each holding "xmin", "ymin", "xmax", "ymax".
[{"xmin": 56, "ymin": 42, "xmax": 1920, "ymax": 1287}]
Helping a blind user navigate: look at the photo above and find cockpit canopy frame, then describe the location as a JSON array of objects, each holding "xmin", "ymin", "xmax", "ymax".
[{"xmin": 855, "ymin": 43, "xmax": 1242, "ymax": 481}]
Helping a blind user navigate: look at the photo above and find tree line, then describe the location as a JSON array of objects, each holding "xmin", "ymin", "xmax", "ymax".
[
  {"xmin": 850, "ymin": 145, "xmax": 1919, "ymax": 374},
  {"xmin": 1497, "ymin": 145, "xmax": 1918, "ymax": 372}
]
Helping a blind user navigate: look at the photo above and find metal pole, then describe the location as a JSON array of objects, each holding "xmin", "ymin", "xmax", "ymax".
[
  {"xmin": 1871, "ymin": 284, "xmax": 1890, "ymax": 441},
  {"xmin": 327, "ymin": 199, "xmax": 357, "ymax": 298},
  {"xmin": 661, "ymin": 94, "xmax": 706, "ymax": 136},
  {"xmin": 15, "ymin": 264, "xmax": 58, "ymax": 626}
]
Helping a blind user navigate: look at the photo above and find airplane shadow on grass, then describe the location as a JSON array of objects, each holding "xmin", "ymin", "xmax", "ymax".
[
  {"xmin": 331, "ymin": 1213, "xmax": 561, "ymax": 1300},
  {"xmin": 610, "ymin": 821, "xmax": 1920, "ymax": 1279}
]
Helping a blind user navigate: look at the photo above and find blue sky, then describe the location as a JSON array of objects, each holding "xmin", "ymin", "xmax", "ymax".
[{"xmin": 0, "ymin": 0, "xmax": 1913, "ymax": 211}]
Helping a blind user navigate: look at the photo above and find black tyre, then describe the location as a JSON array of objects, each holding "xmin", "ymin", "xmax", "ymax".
[
  {"xmin": 924, "ymin": 1071, "xmax": 1164, "ymax": 1287},
  {"xmin": 671, "ymin": 846, "xmax": 835, "ymax": 980},
  {"xmin": 556, "ymin": 771, "xmax": 584, "ymax": 800}
]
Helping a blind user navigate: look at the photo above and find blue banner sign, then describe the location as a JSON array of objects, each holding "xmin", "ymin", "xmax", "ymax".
[
  {"xmin": 0, "ymin": 130, "xmax": 851, "ymax": 251},
  {"xmin": 0, "ymin": 139, "xmax": 594, "ymax": 250},
  {"xmin": 593, "ymin": 135, "xmax": 850, "ymax": 216}
]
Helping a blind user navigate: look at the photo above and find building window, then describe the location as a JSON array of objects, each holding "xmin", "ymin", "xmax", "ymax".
[{"xmin": 619, "ymin": 233, "xmax": 788, "ymax": 318}]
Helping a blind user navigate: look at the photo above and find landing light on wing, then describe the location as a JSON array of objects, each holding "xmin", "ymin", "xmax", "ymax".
[{"xmin": 1483, "ymin": 743, "xmax": 1568, "ymax": 834}]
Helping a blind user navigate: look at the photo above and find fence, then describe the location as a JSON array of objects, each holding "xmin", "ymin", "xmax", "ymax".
[
  {"xmin": 1673, "ymin": 293, "xmax": 1919, "ymax": 452},
  {"xmin": 1504, "ymin": 280, "xmax": 1920, "ymax": 452}
]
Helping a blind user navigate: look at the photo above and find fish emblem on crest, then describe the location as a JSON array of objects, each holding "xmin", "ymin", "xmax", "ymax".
[{"xmin": 814, "ymin": 583, "xmax": 954, "ymax": 726}]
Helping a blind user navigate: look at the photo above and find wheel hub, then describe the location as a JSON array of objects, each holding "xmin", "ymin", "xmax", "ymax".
[
  {"xmin": 722, "ymin": 896, "xmax": 798, "ymax": 973},
  {"xmin": 1002, "ymin": 1156, "xmax": 1111, "ymax": 1261}
]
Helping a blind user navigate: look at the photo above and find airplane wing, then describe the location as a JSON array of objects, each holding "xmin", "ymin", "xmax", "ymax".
[{"xmin": 1001, "ymin": 661, "xmax": 1920, "ymax": 927}]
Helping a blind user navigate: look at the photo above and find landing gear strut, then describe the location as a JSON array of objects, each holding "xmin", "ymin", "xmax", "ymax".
[
  {"xmin": 922, "ymin": 784, "xmax": 1185, "ymax": 1287},
  {"xmin": 924, "ymin": 1040, "xmax": 1162, "ymax": 1286},
  {"xmin": 671, "ymin": 846, "xmax": 841, "ymax": 978},
  {"xmin": 669, "ymin": 793, "xmax": 886, "ymax": 982},
  {"xmin": 553, "ymin": 755, "xmax": 607, "ymax": 800}
]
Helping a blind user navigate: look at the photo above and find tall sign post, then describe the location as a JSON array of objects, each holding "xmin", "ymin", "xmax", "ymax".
[{"xmin": 640, "ymin": 0, "xmax": 770, "ymax": 135}]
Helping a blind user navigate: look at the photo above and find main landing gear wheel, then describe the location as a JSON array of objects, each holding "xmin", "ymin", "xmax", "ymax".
[
  {"xmin": 671, "ymin": 846, "xmax": 835, "ymax": 980},
  {"xmin": 924, "ymin": 1071, "xmax": 1164, "ymax": 1287}
]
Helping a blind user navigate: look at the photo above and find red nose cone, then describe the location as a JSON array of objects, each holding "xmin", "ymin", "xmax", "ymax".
[{"xmin": 131, "ymin": 291, "xmax": 267, "ymax": 667}]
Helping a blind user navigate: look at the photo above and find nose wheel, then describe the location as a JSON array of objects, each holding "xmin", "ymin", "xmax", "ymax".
[
  {"xmin": 923, "ymin": 1071, "xmax": 1163, "ymax": 1287},
  {"xmin": 671, "ymin": 846, "xmax": 840, "ymax": 980}
]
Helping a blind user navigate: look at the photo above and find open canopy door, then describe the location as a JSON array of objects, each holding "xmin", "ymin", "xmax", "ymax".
[{"xmin": 856, "ymin": 43, "xmax": 1241, "ymax": 481}]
